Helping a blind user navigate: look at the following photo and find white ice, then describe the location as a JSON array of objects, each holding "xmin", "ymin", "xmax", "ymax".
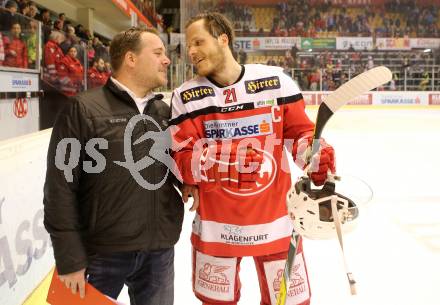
[{"xmin": 118, "ymin": 108, "xmax": 440, "ymax": 305}]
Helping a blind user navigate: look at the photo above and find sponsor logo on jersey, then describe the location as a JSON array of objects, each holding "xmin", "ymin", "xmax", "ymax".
[
  {"xmin": 200, "ymin": 146, "xmax": 277, "ymax": 197},
  {"xmin": 180, "ymin": 86, "xmax": 215, "ymax": 104},
  {"xmin": 245, "ymin": 76, "xmax": 280, "ymax": 94},
  {"xmin": 220, "ymin": 104, "xmax": 246, "ymax": 113},
  {"xmin": 221, "ymin": 225, "xmax": 269, "ymax": 245},
  {"xmin": 274, "ymin": 264, "xmax": 306, "ymax": 298},
  {"xmin": 254, "ymin": 99, "xmax": 276, "ymax": 108},
  {"xmin": 204, "ymin": 114, "xmax": 272, "ymax": 139}
]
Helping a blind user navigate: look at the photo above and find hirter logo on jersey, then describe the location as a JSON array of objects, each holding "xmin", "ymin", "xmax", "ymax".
[
  {"xmin": 180, "ymin": 86, "xmax": 215, "ymax": 104},
  {"xmin": 245, "ymin": 76, "xmax": 280, "ymax": 94}
]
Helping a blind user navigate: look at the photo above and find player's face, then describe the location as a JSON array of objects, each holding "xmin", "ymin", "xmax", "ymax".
[
  {"xmin": 186, "ymin": 19, "xmax": 226, "ymax": 77},
  {"xmin": 133, "ymin": 32, "xmax": 170, "ymax": 89}
]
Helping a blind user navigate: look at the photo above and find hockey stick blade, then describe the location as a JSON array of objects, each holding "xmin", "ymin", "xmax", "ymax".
[{"xmin": 313, "ymin": 66, "xmax": 392, "ymax": 145}]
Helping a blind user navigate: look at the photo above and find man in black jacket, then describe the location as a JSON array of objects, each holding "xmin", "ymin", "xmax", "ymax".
[{"xmin": 43, "ymin": 27, "xmax": 185, "ymax": 305}]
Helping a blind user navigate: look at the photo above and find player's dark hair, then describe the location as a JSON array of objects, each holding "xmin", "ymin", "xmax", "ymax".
[{"xmin": 185, "ymin": 12, "xmax": 235, "ymax": 52}]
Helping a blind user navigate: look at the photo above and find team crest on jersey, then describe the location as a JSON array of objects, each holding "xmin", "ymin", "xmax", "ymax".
[
  {"xmin": 200, "ymin": 146, "xmax": 277, "ymax": 197},
  {"xmin": 245, "ymin": 76, "xmax": 280, "ymax": 94},
  {"xmin": 180, "ymin": 86, "xmax": 215, "ymax": 104}
]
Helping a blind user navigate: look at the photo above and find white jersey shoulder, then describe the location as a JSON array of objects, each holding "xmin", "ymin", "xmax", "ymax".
[
  {"xmin": 171, "ymin": 75, "xmax": 213, "ymax": 119},
  {"xmin": 170, "ymin": 65, "xmax": 302, "ymax": 120},
  {"xmin": 242, "ymin": 64, "xmax": 301, "ymax": 98}
]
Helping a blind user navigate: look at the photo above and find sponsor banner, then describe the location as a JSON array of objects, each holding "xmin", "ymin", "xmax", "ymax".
[
  {"xmin": 0, "ymin": 98, "xmax": 39, "ymax": 141},
  {"xmin": 316, "ymin": 92, "xmax": 372, "ymax": 105},
  {"xmin": 234, "ymin": 37, "xmax": 258, "ymax": 52},
  {"xmin": 428, "ymin": 93, "xmax": 440, "ymax": 105},
  {"xmin": 234, "ymin": 36, "xmax": 440, "ymax": 51},
  {"xmin": 261, "ymin": 37, "xmax": 302, "ymax": 50},
  {"xmin": 376, "ymin": 37, "xmax": 411, "ymax": 50},
  {"xmin": 302, "ymin": 92, "xmax": 436, "ymax": 106},
  {"xmin": 0, "ymin": 130, "xmax": 54, "ymax": 305},
  {"xmin": 301, "ymin": 93, "xmax": 316, "ymax": 105},
  {"xmin": 336, "ymin": 37, "xmax": 374, "ymax": 50},
  {"xmin": 0, "ymin": 71, "xmax": 38, "ymax": 92},
  {"xmin": 301, "ymin": 38, "xmax": 336, "ymax": 50},
  {"xmin": 410, "ymin": 38, "xmax": 440, "ymax": 49},
  {"xmin": 373, "ymin": 92, "xmax": 428, "ymax": 105},
  {"xmin": 234, "ymin": 37, "xmax": 301, "ymax": 51}
]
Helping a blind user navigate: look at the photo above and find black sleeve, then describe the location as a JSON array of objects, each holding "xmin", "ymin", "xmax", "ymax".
[{"xmin": 43, "ymin": 98, "xmax": 90, "ymax": 275}]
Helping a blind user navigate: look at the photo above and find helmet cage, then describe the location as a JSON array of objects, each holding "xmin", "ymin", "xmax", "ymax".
[{"xmin": 288, "ymin": 177, "xmax": 359, "ymax": 240}]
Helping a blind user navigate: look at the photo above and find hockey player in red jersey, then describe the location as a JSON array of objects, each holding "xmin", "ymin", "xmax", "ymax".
[{"xmin": 170, "ymin": 12, "xmax": 335, "ymax": 305}]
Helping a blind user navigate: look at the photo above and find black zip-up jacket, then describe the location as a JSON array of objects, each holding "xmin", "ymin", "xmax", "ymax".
[{"xmin": 43, "ymin": 79, "xmax": 184, "ymax": 275}]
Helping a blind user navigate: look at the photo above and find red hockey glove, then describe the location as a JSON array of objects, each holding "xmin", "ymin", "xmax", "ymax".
[
  {"xmin": 199, "ymin": 142, "xmax": 264, "ymax": 191},
  {"xmin": 293, "ymin": 136, "xmax": 336, "ymax": 186}
]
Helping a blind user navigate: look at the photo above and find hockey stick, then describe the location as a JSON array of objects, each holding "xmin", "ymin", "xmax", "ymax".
[{"xmin": 276, "ymin": 66, "xmax": 392, "ymax": 305}]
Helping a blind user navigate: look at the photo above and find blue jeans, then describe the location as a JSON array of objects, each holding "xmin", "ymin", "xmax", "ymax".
[{"xmin": 86, "ymin": 248, "xmax": 174, "ymax": 305}]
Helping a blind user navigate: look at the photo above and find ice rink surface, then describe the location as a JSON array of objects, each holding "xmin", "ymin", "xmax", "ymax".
[{"xmin": 119, "ymin": 107, "xmax": 440, "ymax": 305}]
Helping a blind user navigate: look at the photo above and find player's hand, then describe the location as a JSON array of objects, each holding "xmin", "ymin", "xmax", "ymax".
[
  {"xmin": 58, "ymin": 268, "xmax": 86, "ymax": 298},
  {"xmin": 200, "ymin": 142, "xmax": 264, "ymax": 191},
  {"xmin": 181, "ymin": 184, "xmax": 199, "ymax": 211},
  {"xmin": 293, "ymin": 136, "xmax": 335, "ymax": 186}
]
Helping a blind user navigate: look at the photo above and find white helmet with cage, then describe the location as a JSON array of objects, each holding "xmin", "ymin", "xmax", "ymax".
[{"xmin": 286, "ymin": 176, "xmax": 359, "ymax": 240}]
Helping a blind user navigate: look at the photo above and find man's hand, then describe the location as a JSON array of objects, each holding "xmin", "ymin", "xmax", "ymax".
[
  {"xmin": 181, "ymin": 184, "xmax": 199, "ymax": 211},
  {"xmin": 293, "ymin": 136, "xmax": 335, "ymax": 186},
  {"xmin": 58, "ymin": 268, "xmax": 86, "ymax": 298}
]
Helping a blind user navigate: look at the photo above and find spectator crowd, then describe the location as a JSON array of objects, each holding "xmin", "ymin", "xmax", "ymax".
[
  {"xmin": 0, "ymin": 0, "xmax": 112, "ymax": 95},
  {"xmin": 211, "ymin": 0, "xmax": 439, "ymax": 38}
]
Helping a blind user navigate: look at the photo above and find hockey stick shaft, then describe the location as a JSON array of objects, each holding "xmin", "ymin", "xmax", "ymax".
[
  {"xmin": 276, "ymin": 231, "xmax": 300, "ymax": 305},
  {"xmin": 278, "ymin": 66, "xmax": 392, "ymax": 304}
]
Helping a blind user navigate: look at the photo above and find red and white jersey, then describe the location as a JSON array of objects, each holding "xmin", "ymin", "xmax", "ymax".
[{"xmin": 170, "ymin": 64, "xmax": 314, "ymax": 257}]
